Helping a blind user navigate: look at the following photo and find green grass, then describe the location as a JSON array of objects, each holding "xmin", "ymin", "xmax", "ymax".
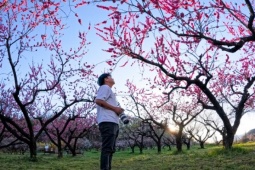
[{"xmin": 0, "ymin": 143, "xmax": 255, "ymax": 170}]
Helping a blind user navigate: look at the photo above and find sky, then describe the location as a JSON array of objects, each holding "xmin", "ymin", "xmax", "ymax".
[{"xmin": 1, "ymin": 1, "xmax": 254, "ymax": 138}]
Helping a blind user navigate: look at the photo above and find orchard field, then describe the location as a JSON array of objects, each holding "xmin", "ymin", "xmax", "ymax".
[
  {"xmin": 0, "ymin": 143, "xmax": 254, "ymax": 170},
  {"xmin": 2, "ymin": 0, "xmax": 255, "ymax": 165}
]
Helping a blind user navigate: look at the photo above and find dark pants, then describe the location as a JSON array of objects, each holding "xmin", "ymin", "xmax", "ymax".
[{"xmin": 99, "ymin": 122, "xmax": 119, "ymax": 170}]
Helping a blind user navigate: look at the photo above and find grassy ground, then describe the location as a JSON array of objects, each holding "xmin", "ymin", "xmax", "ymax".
[{"xmin": 0, "ymin": 143, "xmax": 254, "ymax": 170}]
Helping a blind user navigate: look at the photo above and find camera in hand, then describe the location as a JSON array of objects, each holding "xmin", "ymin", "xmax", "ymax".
[{"xmin": 119, "ymin": 112, "xmax": 129, "ymax": 124}]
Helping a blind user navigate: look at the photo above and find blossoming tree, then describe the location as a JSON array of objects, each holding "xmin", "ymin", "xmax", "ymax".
[
  {"xmin": 0, "ymin": 0, "xmax": 94, "ymax": 160},
  {"xmin": 96, "ymin": 0, "xmax": 255, "ymax": 149}
]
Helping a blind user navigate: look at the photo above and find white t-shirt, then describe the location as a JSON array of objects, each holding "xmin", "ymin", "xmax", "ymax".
[{"xmin": 95, "ymin": 85, "xmax": 119, "ymax": 124}]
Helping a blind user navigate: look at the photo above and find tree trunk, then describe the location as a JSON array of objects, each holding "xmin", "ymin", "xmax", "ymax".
[
  {"xmin": 175, "ymin": 125, "xmax": 183, "ymax": 152},
  {"xmin": 71, "ymin": 149, "xmax": 76, "ymax": 156},
  {"xmin": 130, "ymin": 146, "xmax": 135, "ymax": 153},
  {"xmin": 168, "ymin": 145, "xmax": 171, "ymax": 151},
  {"xmin": 163, "ymin": 144, "xmax": 172, "ymax": 151},
  {"xmin": 139, "ymin": 146, "xmax": 143, "ymax": 154},
  {"xmin": 224, "ymin": 133, "xmax": 234, "ymax": 149},
  {"xmin": 57, "ymin": 136, "xmax": 63, "ymax": 158},
  {"xmin": 57, "ymin": 145, "xmax": 63, "ymax": 158},
  {"xmin": 183, "ymin": 138, "xmax": 191, "ymax": 150},
  {"xmin": 139, "ymin": 136, "xmax": 144, "ymax": 154},
  {"xmin": 221, "ymin": 127, "xmax": 234, "ymax": 149},
  {"xmin": 176, "ymin": 136, "xmax": 182, "ymax": 152},
  {"xmin": 199, "ymin": 142, "xmax": 205, "ymax": 149},
  {"xmin": 186, "ymin": 142, "xmax": 190, "ymax": 150},
  {"xmin": 157, "ymin": 141, "xmax": 161, "ymax": 154},
  {"xmin": 29, "ymin": 140, "xmax": 37, "ymax": 161}
]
